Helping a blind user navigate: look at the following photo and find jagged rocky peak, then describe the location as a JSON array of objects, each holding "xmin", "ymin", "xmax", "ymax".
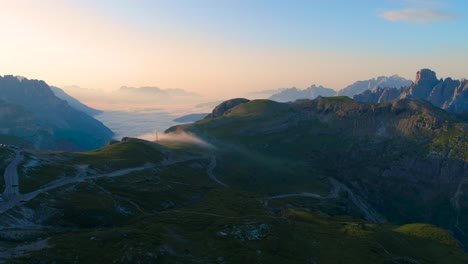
[
  {"xmin": 353, "ymin": 68, "xmax": 467, "ymax": 113},
  {"xmin": 400, "ymin": 68, "xmax": 441, "ymax": 100},
  {"xmin": 414, "ymin": 68, "xmax": 438, "ymax": 86}
]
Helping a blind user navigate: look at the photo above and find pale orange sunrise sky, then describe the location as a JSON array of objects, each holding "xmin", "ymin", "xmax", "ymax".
[{"xmin": 0, "ymin": 0, "xmax": 466, "ymax": 100}]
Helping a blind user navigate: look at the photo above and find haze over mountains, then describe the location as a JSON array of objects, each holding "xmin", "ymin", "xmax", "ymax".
[
  {"xmin": 0, "ymin": 68, "xmax": 464, "ymax": 151},
  {"xmin": 119, "ymin": 86, "xmax": 199, "ymax": 97},
  {"xmin": 50, "ymin": 86, "xmax": 102, "ymax": 116},
  {"xmin": 269, "ymin": 85, "xmax": 336, "ymax": 102},
  {"xmin": 0, "ymin": 70, "xmax": 465, "ymax": 262},
  {"xmin": 0, "ymin": 75, "xmax": 113, "ymax": 151},
  {"xmin": 268, "ymin": 75, "xmax": 412, "ymax": 102},
  {"xmin": 1, "ymin": 0, "xmax": 467, "ymax": 261},
  {"xmin": 338, "ymin": 75, "xmax": 413, "ymax": 97}
]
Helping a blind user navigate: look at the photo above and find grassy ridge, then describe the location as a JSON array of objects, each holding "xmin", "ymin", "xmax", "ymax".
[{"xmin": 72, "ymin": 141, "xmax": 165, "ymax": 171}]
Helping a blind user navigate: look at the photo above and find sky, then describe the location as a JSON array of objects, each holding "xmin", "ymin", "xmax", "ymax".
[{"xmin": 0, "ymin": 0, "xmax": 467, "ymax": 102}]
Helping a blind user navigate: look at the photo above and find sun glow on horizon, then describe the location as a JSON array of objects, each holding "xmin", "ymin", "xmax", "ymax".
[{"xmin": 0, "ymin": 0, "xmax": 466, "ymax": 99}]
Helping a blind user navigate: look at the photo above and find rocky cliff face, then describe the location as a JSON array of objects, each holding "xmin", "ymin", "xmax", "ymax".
[
  {"xmin": 354, "ymin": 87, "xmax": 402, "ymax": 103},
  {"xmin": 0, "ymin": 75, "xmax": 113, "ymax": 150},
  {"xmin": 354, "ymin": 69, "xmax": 468, "ymax": 114},
  {"xmin": 446, "ymin": 79, "xmax": 468, "ymax": 113},
  {"xmin": 401, "ymin": 69, "xmax": 440, "ymax": 99}
]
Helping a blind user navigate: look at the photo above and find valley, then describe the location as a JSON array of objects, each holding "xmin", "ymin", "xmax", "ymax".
[
  {"xmin": 2, "ymin": 1, "xmax": 468, "ymax": 262},
  {"xmin": 0, "ymin": 97, "xmax": 466, "ymax": 263}
]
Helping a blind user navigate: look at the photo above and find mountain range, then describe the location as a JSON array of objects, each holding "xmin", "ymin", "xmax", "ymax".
[
  {"xmin": 269, "ymin": 85, "xmax": 336, "ymax": 102},
  {"xmin": 267, "ymin": 69, "xmax": 466, "ymax": 114},
  {"xmin": 2, "ymin": 96, "xmax": 466, "ymax": 262},
  {"xmin": 354, "ymin": 69, "xmax": 468, "ymax": 114},
  {"xmin": 0, "ymin": 70, "xmax": 467, "ymax": 262},
  {"xmin": 338, "ymin": 75, "xmax": 412, "ymax": 97},
  {"xmin": 119, "ymin": 86, "xmax": 199, "ymax": 97},
  {"xmin": 267, "ymin": 75, "xmax": 412, "ymax": 102},
  {"xmin": 0, "ymin": 75, "xmax": 113, "ymax": 151}
]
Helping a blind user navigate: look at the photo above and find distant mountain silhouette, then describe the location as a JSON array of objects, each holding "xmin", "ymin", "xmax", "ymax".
[
  {"xmin": 269, "ymin": 85, "xmax": 336, "ymax": 102},
  {"xmin": 50, "ymin": 86, "xmax": 102, "ymax": 116},
  {"xmin": 119, "ymin": 86, "xmax": 199, "ymax": 97},
  {"xmin": 338, "ymin": 75, "xmax": 412, "ymax": 97},
  {"xmin": 268, "ymin": 76, "xmax": 412, "ymax": 103},
  {"xmin": 0, "ymin": 75, "xmax": 113, "ymax": 150},
  {"xmin": 354, "ymin": 69, "xmax": 468, "ymax": 113}
]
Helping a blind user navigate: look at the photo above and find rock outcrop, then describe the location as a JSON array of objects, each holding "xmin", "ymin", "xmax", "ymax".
[
  {"xmin": 401, "ymin": 69, "xmax": 440, "ymax": 99},
  {"xmin": 354, "ymin": 87, "xmax": 402, "ymax": 103}
]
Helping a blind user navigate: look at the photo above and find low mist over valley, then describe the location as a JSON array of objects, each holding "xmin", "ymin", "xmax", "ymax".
[{"xmin": 0, "ymin": 0, "xmax": 467, "ymax": 263}]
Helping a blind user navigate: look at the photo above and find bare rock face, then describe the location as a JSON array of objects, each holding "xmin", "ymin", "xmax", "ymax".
[
  {"xmin": 379, "ymin": 87, "xmax": 401, "ymax": 102},
  {"xmin": 428, "ymin": 78, "xmax": 460, "ymax": 108},
  {"xmin": 401, "ymin": 69, "xmax": 440, "ymax": 99},
  {"xmin": 414, "ymin": 69, "xmax": 438, "ymax": 86},
  {"xmin": 354, "ymin": 87, "xmax": 401, "ymax": 103},
  {"xmin": 207, "ymin": 98, "xmax": 250, "ymax": 118},
  {"xmin": 447, "ymin": 79, "xmax": 468, "ymax": 113}
]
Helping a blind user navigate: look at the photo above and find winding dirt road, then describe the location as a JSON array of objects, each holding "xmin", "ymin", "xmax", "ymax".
[
  {"xmin": 265, "ymin": 177, "xmax": 386, "ymax": 223},
  {"xmin": 2, "ymin": 148, "xmax": 23, "ymax": 199},
  {"xmin": 266, "ymin": 192, "xmax": 323, "ymax": 199},
  {"xmin": 207, "ymin": 155, "xmax": 228, "ymax": 187},
  {"xmin": 0, "ymin": 163, "xmax": 154, "ymax": 214},
  {"xmin": 0, "ymin": 153, "xmax": 225, "ymax": 214}
]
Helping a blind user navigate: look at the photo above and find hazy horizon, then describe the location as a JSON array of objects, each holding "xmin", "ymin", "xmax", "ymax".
[{"xmin": 1, "ymin": 0, "xmax": 467, "ymax": 102}]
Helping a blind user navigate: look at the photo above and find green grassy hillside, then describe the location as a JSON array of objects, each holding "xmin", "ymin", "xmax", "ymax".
[
  {"xmin": 168, "ymin": 97, "xmax": 468, "ymax": 246},
  {"xmin": 10, "ymin": 189, "xmax": 468, "ymax": 263},
  {"xmin": 1, "ymin": 98, "xmax": 467, "ymax": 262}
]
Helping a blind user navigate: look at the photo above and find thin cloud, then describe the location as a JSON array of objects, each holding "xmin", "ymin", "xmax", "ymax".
[{"xmin": 380, "ymin": 8, "xmax": 455, "ymax": 23}]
